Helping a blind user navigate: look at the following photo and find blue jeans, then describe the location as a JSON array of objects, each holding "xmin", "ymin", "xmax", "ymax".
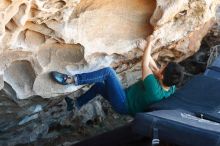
[{"xmin": 75, "ymin": 67, "xmax": 128, "ymax": 114}]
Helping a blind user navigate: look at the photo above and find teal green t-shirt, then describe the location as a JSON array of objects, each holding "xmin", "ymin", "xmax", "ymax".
[{"xmin": 125, "ymin": 74, "xmax": 175, "ymax": 115}]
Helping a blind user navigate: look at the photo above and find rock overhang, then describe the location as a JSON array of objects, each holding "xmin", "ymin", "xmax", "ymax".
[{"xmin": 0, "ymin": 0, "xmax": 219, "ymax": 99}]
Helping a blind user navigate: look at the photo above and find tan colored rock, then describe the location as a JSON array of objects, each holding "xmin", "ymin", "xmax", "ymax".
[{"xmin": 0, "ymin": 0, "xmax": 219, "ymax": 99}]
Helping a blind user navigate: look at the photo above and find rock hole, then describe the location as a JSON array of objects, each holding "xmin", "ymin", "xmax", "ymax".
[
  {"xmin": 4, "ymin": 60, "xmax": 36, "ymax": 99},
  {"xmin": 54, "ymin": 0, "xmax": 66, "ymax": 9},
  {"xmin": 43, "ymin": 0, "xmax": 66, "ymax": 10},
  {"xmin": 19, "ymin": 3, "xmax": 27, "ymax": 14},
  {"xmin": 13, "ymin": 3, "xmax": 27, "ymax": 26},
  {"xmin": 179, "ymin": 10, "xmax": 187, "ymax": 16},
  {"xmin": 5, "ymin": 19, "xmax": 18, "ymax": 32}
]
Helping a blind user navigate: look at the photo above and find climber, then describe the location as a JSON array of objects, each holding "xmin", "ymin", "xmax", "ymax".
[{"xmin": 50, "ymin": 36, "xmax": 184, "ymax": 116}]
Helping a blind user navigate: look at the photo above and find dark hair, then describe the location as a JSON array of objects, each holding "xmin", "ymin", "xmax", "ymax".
[{"xmin": 162, "ymin": 62, "xmax": 184, "ymax": 86}]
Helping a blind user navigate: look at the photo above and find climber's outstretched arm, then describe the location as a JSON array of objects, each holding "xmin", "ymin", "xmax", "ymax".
[
  {"xmin": 150, "ymin": 56, "xmax": 159, "ymax": 73},
  {"xmin": 142, "ymin": 36, "xmax": 154, "ymax": 80}
]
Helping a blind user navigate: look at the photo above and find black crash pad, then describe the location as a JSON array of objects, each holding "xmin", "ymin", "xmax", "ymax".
[{"xmin": 133, "ymin": 75, "xmax": 220, "ymax": 146}]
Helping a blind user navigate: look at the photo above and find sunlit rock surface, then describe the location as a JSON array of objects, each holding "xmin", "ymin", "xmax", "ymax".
[
  {"xmin": 0, "ymin": 0, "xmax": 218, "ymax": 99},
  {"xmin": 0, "ymin": 0, "xmax": 219, "ymax": 145}
]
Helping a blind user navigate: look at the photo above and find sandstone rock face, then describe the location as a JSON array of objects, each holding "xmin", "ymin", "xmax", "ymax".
[
  {"xmin": 0, "ymin": 0, "xmax": 219, "ymax": 145},
  {"xmin": 0, "ymin": 0, "xmax": 218, "ymax": 99}
]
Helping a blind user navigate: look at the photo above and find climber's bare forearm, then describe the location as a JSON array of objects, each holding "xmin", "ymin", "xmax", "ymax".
[
  {"xmin": 142, "ymin": 36, "xmax": 154, "ymax": 80},
  {"xmin": 150, "ymin": 56, "xmax": 159, "ymax": 72}
]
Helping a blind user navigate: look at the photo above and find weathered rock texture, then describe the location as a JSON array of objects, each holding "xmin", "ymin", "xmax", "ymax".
[
  {"xmin": 0, "ymin": 0, "xmax": 219, "ymax": 145},
  {"xmin": 0, "ymin": 0, "xmax": 218, "ymax": 99}
]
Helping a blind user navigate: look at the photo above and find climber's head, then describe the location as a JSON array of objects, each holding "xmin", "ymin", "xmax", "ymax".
[{"xmin": 157, "ymin": 62, "xmax": 184, "ymax": 86}]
